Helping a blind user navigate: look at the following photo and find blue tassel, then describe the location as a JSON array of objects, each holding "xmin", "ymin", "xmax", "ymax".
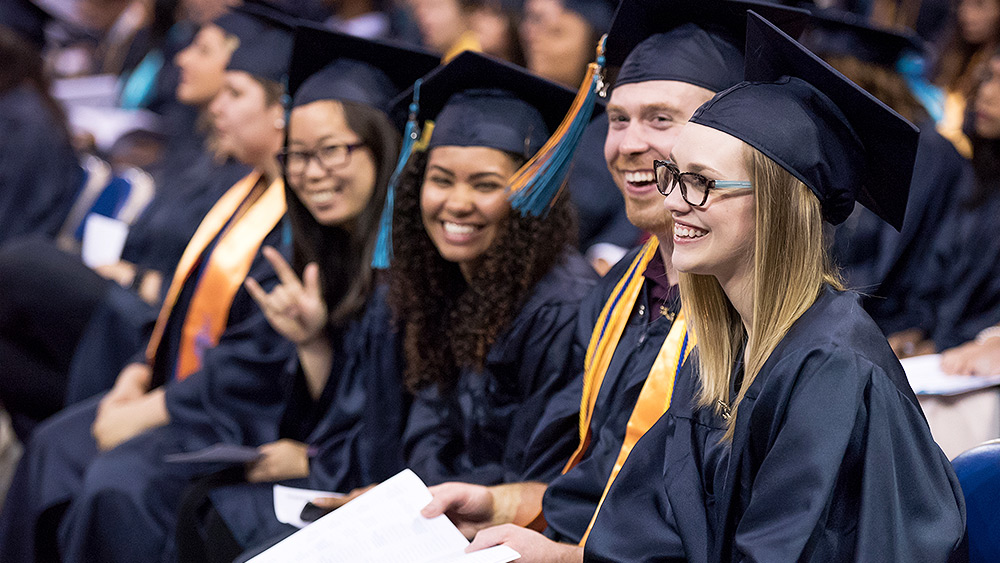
[
  {"xmin": 507, "ymin": 37, "xmax": 607, "ymax": 217},
  {"xmin": 897, "ymin": 53, "xmax": 944, "ymax": 123},
  {"xmin": 372, "ymin": 79, "xmax": 423, "ymax": 269}
]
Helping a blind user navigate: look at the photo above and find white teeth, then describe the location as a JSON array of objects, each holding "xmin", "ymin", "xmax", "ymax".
[
  {"xmin": 308, "ymin": 191, "xmax": 334, "ymax": 204},
  {"xmin": 674, "ymin": 224, "xmax": 708, "ymax": 239},
  {"xmin": 443, "ymin": 222, "xmax": 476, "ymax": 235},
  {"xmin": 624, "ymin": 170, "xmax": 655, "ymax": 184}
]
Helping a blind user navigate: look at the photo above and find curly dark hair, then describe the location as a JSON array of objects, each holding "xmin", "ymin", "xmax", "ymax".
[
  {"xmin": 285, "ymin": 100, "xmax": 401, "ymax": 327},
  {"xmin": 388, "ymin": 149, "xmax": 576, "ymax": 392}
]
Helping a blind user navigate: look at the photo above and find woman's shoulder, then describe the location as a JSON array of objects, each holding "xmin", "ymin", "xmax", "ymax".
[
  {"xmin": 521, "ymin": 248, "xmax": 599, "ymax": 312},
  {"xmin": 754, "ymin": 286, "xmax": 917, "ymax": 404}
]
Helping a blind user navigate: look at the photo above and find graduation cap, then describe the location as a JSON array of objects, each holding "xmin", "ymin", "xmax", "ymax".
[
  {"xmin": 801, "ymin": 8, "xmax": 923, "ymax": 68},
  {"xmin": 688, "ymin": 11, "xmax": 918, "ymax": 230},
  {"xmin": 605, "ymin": 0, "xmax": 810, "ymax": 92},
  {"xmin": 287, "ymin": 22, "xmax": 439, "ymax": 114},
  {"xmin": 563, "ymin": 0, "xmax": 618, "ymax": 35},
  {"xmin": 405, "ymin": 51, "xmax": 576, "ymax": 155},
  {"xmin": 371, "ymin": 51, "xmax": 579, "ymax": 267},
  {"xmin": 224, "ymin": 2, "xmax": 296, "ymax": 84}
]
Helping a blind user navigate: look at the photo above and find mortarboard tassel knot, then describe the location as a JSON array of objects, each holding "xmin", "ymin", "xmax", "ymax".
[
  {"xmin": 506, "ymin": 35, "xmax": 608, "ymax": 217},
  {"xmin": 372, "ymin": 79, "xmax": 423, "ymax": 269}
]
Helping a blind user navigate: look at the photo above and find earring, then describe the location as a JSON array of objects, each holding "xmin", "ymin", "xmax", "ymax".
[{"xmin": 274, "ymin": 118, "xmax": 285, "ymax": 130}]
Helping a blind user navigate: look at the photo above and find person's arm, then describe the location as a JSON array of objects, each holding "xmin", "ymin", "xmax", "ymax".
[
  {"xmin": 421, "ymin": 482, "xmax": 549, "ymax": 538},
  {"xmin": 244, "ymin": 246, "xmax": 331, "ymax": 400},
  {"xmin": 940, "ymin": 324, "xmax": 1000, "ymax": 375}
]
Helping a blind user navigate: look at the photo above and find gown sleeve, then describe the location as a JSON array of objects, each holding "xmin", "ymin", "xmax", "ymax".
[
  {"xmin": 305, "ymin": 286, "xmax": 409, "ymax": 491},
  {"xmin": 729, "ymin": 347, "xmax": 966, "ymax": 562}
]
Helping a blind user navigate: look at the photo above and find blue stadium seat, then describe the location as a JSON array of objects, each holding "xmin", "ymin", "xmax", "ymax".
[
  {"xmin": 55, "ymin": 156, "xmax": 155, "ymax": 252},
  {"xmin": 952, "ymin": 439, "xmax": 1000, "ymax": 562}
]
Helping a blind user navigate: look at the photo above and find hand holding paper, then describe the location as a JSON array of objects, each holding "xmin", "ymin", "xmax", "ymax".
[{"xmin": 250, "ymin": 470, "xmax": 519, "ymax": 563}]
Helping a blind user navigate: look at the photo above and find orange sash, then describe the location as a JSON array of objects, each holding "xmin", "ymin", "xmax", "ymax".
[
  {"xmin": 578, "ymin": 312, "xmax": 692, "ymax": 543},
  {"xmin": 554, "ymin": 237, "xmax": 695, "ymax": 544},
  {"xmin": 145, "ymin": 172, "xmax": 286, "ymax": 380}
]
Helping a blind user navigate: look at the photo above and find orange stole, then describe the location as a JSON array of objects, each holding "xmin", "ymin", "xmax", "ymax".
[
  {"xmin": 145, "ymin": 172, "xmax": 286, "ymax": 381},
  {"xmin": 555, "ymin": 237, "xmax": 695, "ymax": 544}
]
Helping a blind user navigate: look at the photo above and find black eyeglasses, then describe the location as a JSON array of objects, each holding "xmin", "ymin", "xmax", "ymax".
[
  {"xmin": 653, "ymin": 159, "xmax": 752, "ymax": 207},
  {"xmin": 278, "ymin": 142, "xmax": 365, "ymax": 176}
]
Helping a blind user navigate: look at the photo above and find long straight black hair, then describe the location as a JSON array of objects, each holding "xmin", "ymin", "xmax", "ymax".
[{"xmin": 283, "ymin": 99, "xmax": 401, "ymax": 327}]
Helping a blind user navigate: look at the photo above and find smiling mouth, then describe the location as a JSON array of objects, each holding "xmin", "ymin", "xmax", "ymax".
[
  {"xmin": 674, "ymin": 224, "xmax": 708, "ymax": 239},
  {"xmin": 304, "ymin": 189, "xmax": 342, "ymax": 206},
  {"xmin": 623, "ymin": 170, "xmax": 656, "ymax": 187},
  {"xmin": 442, "ymin": 221, "xmax": 479, "ymax": 236}
]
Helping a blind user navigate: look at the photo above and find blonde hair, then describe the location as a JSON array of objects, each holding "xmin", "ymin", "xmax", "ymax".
[{"xmin": 679, "ymin": 144, "xmax": 843, "ymax": 441}]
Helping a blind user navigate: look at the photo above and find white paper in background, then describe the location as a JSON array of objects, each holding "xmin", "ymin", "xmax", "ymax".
[
  {"xmin": 51, "ymin": 74, "xmax": 120, "ymax": 107},
  {"xmin": 273, "ymin": 485, "xmax": 344, "ymax": 529},
  {"xmin": 250, "ymin": 469, "xmax": 519, "ymax": 563},
  {"xmin": 66, "ymin": 106, "xmax": 162, "ymax": 151},
  {"xmin": 902, "ymin": 354, "xmax": 1000, "ymax": 396},
  {"xmin": 81, "ymin": 214, "xmax": 130, "ymax": 268}
]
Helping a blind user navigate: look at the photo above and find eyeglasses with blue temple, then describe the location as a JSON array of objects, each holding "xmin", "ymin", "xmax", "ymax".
[{"xmin": 653, "ymin": 159, "xmax": 753, "ymax": 207}]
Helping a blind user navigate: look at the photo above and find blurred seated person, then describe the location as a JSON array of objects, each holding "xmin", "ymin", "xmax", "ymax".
[
  {"xmin": 0, "ymin": 8, "xmax": 253, "ymax": 441},
  {"xmin": 0, "ymin": 6, "xmax": 294, "ymax": 561},
  {"xmin": 407, "ymin": 0, "xmax": 480, "ymax": 59},
  {"xmin": 0, "ymin": 22, "xmax": 84, "ymax": 245},
  {"xmin": 518, "ymin": 0, "xmax": 614, "ymax": 89},
  {"xmin": 892, "ymin": 49, "xmax": 1000, "ymax": 358},
  {"xmin": 932, "ymin": 0, "xmax": 1000, "ymax": 157},
  {"xmin": 804, "ymin": 11, "xmax": 972, "ymax": 335}
]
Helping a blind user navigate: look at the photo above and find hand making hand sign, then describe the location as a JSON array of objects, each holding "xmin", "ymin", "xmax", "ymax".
[{"xmin": 245, "ymin": 246, "xmax": 329, "ymax": 346}]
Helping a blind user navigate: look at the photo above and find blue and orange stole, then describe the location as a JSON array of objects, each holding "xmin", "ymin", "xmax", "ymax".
[
  {"xmin": 145, "ymin": 171, "xmax": 286, "ymax": 381},
  {"xmin": 562, "ymin": 237, "xmax": 695, "ymax": 543}
]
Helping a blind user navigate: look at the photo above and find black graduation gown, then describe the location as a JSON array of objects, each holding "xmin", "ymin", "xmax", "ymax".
[
  {"xmin": 831, "ymin": 126, "xmax": 970, "ymax": 334},
  {"xmin": 0, "ymin": 86, "xmax": 83, "ymax": 244},
  {"xmin": 206, "ymin": 284, "xmax": 409, "ymax": 549},
  {"xmin": 585, "ymin": 286, "xmax": 966, "ymax": 563},
  {"xmin": 913, "ymin": 182, "xmax": 1000, "ymax": 350},
  {"xmin": 403, "ymin": 251, "xmax": 598, "ymax": 486},
  {"xmin": 0, "ymin": 150, "xmax": 250, "ymax": 433},
  {"xmin": 121, "ymin": 153, "xmax": 251, "ymax": 276},
  {"xmin": 0, "ymin": 226, "xmax": 286, "ymax": 563},
  {"xmin": 523, "ymin": 245, "xmax": 678, "ymax": 544}
]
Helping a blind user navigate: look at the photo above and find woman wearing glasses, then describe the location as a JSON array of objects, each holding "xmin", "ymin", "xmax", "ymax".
[
  {"xmin": 579, "ymin": 14, "xmax": 965, "ymax": 562},
  {"xmin": 170, "ymin": 30, "xmax": 440, "ymax": 561}
]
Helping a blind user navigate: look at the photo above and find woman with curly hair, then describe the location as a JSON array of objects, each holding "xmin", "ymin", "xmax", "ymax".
[{"xmin": 389, "ymin": 51, "xmax": 597, "ymax": 487}]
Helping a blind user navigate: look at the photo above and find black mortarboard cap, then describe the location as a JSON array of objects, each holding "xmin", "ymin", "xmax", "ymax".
[
  {"xmin": 394, "ymin": 50, "xmax": 576, "ymax": 157},
  {"xmin": 563, "ymin": 0, "xmax": 618, "ymax": 35},
  {"xmin": 225, "ymin": 2, "xmax": 295, "ymax": 83},
  {"xmin": 689, "ymin": 11, "xmax": 918, "ymax": 230},
  {"xmin": 606, "ymin": 0, "xmax": 809, "ymax": 92},
  {"xmin": 802, "ymin": 8, "xmax": 923, "ymax": 68},
  {"xmin": 1, "ymin": 0, "xmax": 49, "ymax": 50},
  {"xmin": 287, "ymin": 23, "xmax": 439, "ymax": 115}
]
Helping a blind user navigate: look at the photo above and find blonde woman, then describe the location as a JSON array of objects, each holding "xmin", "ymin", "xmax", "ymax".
[{"xmin": 581, "ymin": 13, "xmax": 965, "ymax": 563}]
